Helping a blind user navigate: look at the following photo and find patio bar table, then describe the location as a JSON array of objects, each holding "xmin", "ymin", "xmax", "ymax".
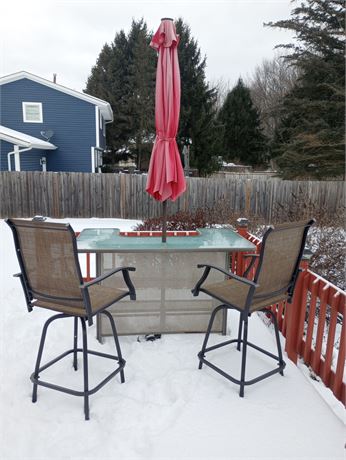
[{"xmin": 77, "ymin": 228, "xmax": 255, "ymax": 340}]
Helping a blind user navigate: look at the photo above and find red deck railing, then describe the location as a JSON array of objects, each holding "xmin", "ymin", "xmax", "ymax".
[
  {"xmin": 77, "ymin": 228, "xmax": 345, "ymax": 405},
  {"xmin": 234, "ymin": 225, "xmax": 345, "ymax": 405}
]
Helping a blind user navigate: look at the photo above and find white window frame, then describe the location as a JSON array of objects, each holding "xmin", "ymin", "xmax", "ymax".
[{"xmin": 22, "ymin": 102, "xmax": 43, "ymax": 123}]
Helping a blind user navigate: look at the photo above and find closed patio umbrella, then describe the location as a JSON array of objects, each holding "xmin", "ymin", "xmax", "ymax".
[{"xmin": 146, "ymin": 18, "xmax": 186, "ymax": 242}]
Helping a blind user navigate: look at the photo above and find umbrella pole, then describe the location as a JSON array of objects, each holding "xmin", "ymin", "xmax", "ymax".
[{"xmin": 162, "ymin": 200, "xmax": 167, "ymax": 243}]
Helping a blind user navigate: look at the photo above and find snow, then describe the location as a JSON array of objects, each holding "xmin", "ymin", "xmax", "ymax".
[{"xmin": 0, "ymin": 218, "xmax": 345, "ymax": 460}]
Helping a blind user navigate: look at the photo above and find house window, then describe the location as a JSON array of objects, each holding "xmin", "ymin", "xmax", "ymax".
[{"xmin": 22, "ymin": 102, "xmax": 43, "ymax": 123}]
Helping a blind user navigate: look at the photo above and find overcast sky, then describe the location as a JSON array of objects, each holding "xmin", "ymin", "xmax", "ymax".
[{"xmin": 1, "ymin": 0, "xmax": 294, "ymax": 92}]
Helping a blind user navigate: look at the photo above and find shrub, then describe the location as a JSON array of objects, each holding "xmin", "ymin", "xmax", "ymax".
[{"xmin": 135, "ymin": 209, "xmax": 218, "ymax": 231}]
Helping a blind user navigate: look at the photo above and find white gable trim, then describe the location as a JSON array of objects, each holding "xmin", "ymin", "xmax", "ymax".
[{"xmin": 0, "ymin": 71, "xmax": 113, "ymax": 122}]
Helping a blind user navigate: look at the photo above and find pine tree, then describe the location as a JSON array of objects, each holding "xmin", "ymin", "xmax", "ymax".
[
  {"xmin": 86, "ymin": 32, "xmax": 129, "ymax": 161},
  {"xmin": 85, "ymin": 20, "xmax": 155, "ymax": 169},
  {"xmin": 218, "ymin": 79, "xmax": 267, "ymax": 166},
  {"xmin": 126, "ymin": 19, "xmax": 156, "ymax": 169},
  {"xmin": 175, "ymin": 19, "xmax": 220, "ymax": 176},
  {"xmin": 86, "ymin": 18, "xmax": 221, "ymax": 175},
  {"xmin": 266, "ymin": 0, "xmax": 345, "ymax": 179}
]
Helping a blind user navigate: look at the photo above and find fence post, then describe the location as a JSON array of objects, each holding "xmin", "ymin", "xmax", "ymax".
[{"xmin": 285, "ymin": 258, "xmax": 310, "ymax": 363}]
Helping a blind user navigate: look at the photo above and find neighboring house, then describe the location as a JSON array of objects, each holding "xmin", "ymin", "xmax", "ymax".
[{"xmin": 0, "ymin": 71, "xmax": 113, "ymax": 172}]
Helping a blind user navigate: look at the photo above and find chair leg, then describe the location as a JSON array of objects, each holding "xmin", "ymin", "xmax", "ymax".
[
  {"xmin": 239, "ymin": 314, "xmax": 248, "ymax": 397},
  {"xmin": 73, "ymin": 316, "xmax": 78, "ymax": 371},
  {"xmin": 198, "ymin": 305, "xmax": 225, "ymax": 370},
  {"xmin": 102, "ymin": 310, "xmax": 125, "ymax": 384},
  {"xmin": 32, "ymin": 314, "xmax": 65, "ymax": 403},
  {"xmin": 237, "ymin": 314, "xmax": 243, "ymax": 351},
  {"xmin": 267, "ymin": 309, "xmax": 285, "ymax": 376},
  {"xmin": 80, "ymin": 317, "xmax": 90, "ymax": 421}
]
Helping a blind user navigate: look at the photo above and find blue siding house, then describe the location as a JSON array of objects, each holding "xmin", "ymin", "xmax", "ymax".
[{"xmin": 0, "ymin": 71, "xmax": 113, "ymax": 172}]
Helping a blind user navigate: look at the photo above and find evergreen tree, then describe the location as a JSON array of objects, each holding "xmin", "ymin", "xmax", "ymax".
[
  {"xmin": 126, "ymin": 19, "xmax": 156, "ymax": 169},
  {"xmin": 175, "ymin": 19, "xmax": 220, "ymax": 176},
  {"xmin": 218, "ymin": 79, "xmax": 267, "ymax": 166},
  {"xmin": 266, "ymin": 0, "xmax": 345, "ymax": 179},
  {"xmin": 85, "ymin": 19, "xmax": 155, "ymax": 169},
  {"xmin": 86, "ymin": 18, "xmax": 221, "ymax": 175}
]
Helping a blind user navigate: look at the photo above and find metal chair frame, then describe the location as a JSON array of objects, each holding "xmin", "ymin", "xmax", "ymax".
[
  {"xmin": 7, "ymin": 219, "xmax": 136, "ymax": 420},
  {"xmin": 192, "ymin": 219, "xmax": 315, "ymax": 397}
]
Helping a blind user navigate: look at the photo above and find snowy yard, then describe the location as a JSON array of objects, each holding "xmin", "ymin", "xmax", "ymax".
[{"xmin": 0, "ymin": 218, "xmax": 344, "ymax": 460}]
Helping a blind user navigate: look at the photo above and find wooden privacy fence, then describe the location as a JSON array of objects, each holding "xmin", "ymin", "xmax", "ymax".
[{"xmin": 0, "ymin": 171, "xmax": 344, "ymax": 220}]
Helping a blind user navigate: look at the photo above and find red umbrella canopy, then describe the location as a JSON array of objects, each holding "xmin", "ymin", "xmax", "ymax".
[{"xmin": 146, "ymin": 18, "xmax": 186, "ymax": 202}]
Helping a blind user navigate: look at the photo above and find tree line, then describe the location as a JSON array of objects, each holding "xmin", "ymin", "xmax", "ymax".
[{"xmin": 85, "ymin": 1, "xmax": 345, "ymax": 179}]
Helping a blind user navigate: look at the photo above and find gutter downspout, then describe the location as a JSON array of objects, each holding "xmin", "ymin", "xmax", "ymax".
[{"xmin": 7, "ymin": 145, "xmax": 32, "ymax": 171}]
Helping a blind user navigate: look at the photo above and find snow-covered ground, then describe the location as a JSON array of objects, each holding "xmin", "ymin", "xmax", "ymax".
[{"xmin": 0, "ymin": 218, "xmax": 344, "ymax": 460}]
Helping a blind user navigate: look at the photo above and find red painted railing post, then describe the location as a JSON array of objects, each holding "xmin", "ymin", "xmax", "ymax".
[
  {"xmin": 285, "ymin": 259, "xmax": 309, "ymax": 363},
  {"xmin": 235, "ymin": 218, "xmax": 250, "ymax": 276},
  {"xmin": 236, "ymin": 217, "xmax": 249, "ymax": 238}
]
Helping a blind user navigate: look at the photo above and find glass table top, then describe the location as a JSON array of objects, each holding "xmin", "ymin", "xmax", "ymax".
[{"xmin": 77, "ymin": 227, "xmax": 256, "ymax": 253}]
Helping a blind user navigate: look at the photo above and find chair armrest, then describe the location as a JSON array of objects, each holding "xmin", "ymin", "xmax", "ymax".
[
  {"xmin": 192, "ymin": 264, "xmax": 258, "ymax": 296},
  {"xmin": 197, "ymin": 264, "xmax": 258, "ymax": 286},
  {"xmin": 242, "ymin": 254, "xmax": 259, "ymax": 259},
  {"xmin": 81, "ymin": 266, "xmax": 136, "ymax": 300},
  {"xmin": 82, "ymin": 266, "xmax": 135, "ymax": 287}
]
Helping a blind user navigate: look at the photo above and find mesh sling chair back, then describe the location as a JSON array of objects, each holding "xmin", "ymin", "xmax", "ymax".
[
  {"xmin": 192, "ymin": 219, "xmax": 315, "ymax": 397},
  {"xmin": 7, "ymin": 218, "xmax": 136, "ymax": 420}
]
